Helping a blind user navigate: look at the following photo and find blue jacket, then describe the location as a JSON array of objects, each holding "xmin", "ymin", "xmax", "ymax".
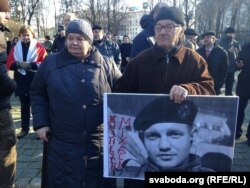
[
  {"xmin": 93, "ymin": 39, "xmax": 121, "ymax": 68},
  {"xmin": 30, "ymin": 47, "xmax": 121, "ymax": 187},
  {"xmin": 130, "ymin": 14, "xmax": 155, "ymax": 58}
]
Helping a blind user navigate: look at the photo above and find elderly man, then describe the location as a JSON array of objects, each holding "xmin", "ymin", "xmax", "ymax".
[
  {"xmin": 197, "ymin": 31, "xmax": 228, "ymax": 95},
  {"xmin": 0, "ymin": 0, "xmax": 17, "ymax": 187},
  {"xmin": 115, "ymin": 6, "xmax": 215, "ymax": 187}
]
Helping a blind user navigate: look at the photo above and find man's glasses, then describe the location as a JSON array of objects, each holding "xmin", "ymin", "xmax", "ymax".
[{"xmin": 154, "ymin": 24, "xmax": 181, "ymax": 33}]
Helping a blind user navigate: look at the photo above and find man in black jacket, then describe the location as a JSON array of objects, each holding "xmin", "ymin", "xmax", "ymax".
[
  {"xmin": 235, "ymin": 42, "xmax": 250, "ymax": 145},
  {"xmin": 0, "ymin": 1, "xmax": 17, "ymax": 187},
  {"xmin": 197, "ymin": 31, "xmax": 228, "ymax": 95},
  {"xmin": 219, "ymin": 27, "xmax": 240, "ymax": 95}
]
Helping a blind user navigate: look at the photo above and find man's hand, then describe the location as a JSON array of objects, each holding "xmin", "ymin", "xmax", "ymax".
[
  {"xmin": 36, "ymin": 127, "xmax": 50, "ymax": 142},
  {"xmin": 169, "ymin": 85, "xmax": 188, "ymax": 104}
]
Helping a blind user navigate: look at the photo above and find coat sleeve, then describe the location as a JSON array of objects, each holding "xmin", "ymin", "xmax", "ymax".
[
  {"xmin": 179, "ymin": 56, "xmax": 216, "ymax": 95},
  {"xmin": 30, "ymin": 57, "xmax": 51, "ymax": 130},
  {"xmin": 103, "ymin": 56, "xmax": 122, "ymax": 91}
]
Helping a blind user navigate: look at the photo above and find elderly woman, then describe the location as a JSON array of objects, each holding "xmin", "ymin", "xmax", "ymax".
[
  {"xmin": 30, "ymin": 19, "xmax": 121, "ymax": 188},
  {"xmin": 7, "ymin": 25, "xmax": 47, "ymax": 139}
]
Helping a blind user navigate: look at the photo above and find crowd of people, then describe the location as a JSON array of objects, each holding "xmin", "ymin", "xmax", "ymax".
[{"xmin": 0, "ymin": 0, "xmax": 250, "ymax": 187}]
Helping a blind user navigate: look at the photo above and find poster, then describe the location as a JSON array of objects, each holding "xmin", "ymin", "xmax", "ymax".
[{"xmin": 103, "ymin": 93, "xmax": 239, "ymax": 180}]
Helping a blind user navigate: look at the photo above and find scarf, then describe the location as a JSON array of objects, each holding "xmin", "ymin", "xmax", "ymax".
[{"xmin": 14, "ymin": 39, "xmax": 38, "ymax": 75}]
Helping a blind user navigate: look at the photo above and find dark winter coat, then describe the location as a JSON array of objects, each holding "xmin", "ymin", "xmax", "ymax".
[
  {"xmin": 30, "ymin": 47, "xmax": 121, "ymax": 188},
  {"xmin": 130, "ymin": 14, "xmax": 155, "ymax": 58},
  {"xmin": 219, "ymin": 36, "xmax": 240, "ymax": 73},
  {"xmin": 236, "ymin": 42, "xmax": 250, "ymax": 96},
  {"xmin": 116, "ymin": 44, "xmax": 215, "ymax": 95},
  {"xmin": 0, "ymin": 52, "xmax": 16, "ymax": 111},
  {"xmin": 119, "ymin": 42, "xmax": 132, "ymax": 71},
  {"xmin": 51, "ymin": 35, "xmax": 66, "ymax": 53},
  {"xmin": 196, "ymin": 45, "xmax": 228, "ymax": 94}
]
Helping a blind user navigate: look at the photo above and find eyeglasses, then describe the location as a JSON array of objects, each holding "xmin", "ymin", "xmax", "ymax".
[{"xmin": 154, "ymin": 24, "xmax": 181, "ymax": 33}]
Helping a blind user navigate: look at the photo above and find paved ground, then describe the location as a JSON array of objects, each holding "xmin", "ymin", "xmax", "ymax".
[{"xmin": 11, "ymin": 94, "xmax": 250, "ymax": 188}]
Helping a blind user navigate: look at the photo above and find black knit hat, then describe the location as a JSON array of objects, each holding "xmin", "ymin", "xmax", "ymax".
[
  {"xmin": 66, "ymin": 19, "xmax": 93, "ymax": 44},
  {"xmin": 184, "ymin": 28, "xmax": 198, "ymax": 36},
  {"xmin": 0, "ymin": 0, "xmax": 9, "ymax": 12},
  {"xmin": 134, "ymin": 98, "xmax": 197, "ymax": 131},
  {"xmin": 155, "ymin": 6, "xmax": 184, "ymax": 26},
  {"xmin": 202, "ymin": 31, "xmax": 216, "ymax": 38},
  {"xmin": 225, "ymin": 27, "xmax": 235, "ymax": 34}
]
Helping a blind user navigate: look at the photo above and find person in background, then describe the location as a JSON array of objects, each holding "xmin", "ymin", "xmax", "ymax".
[
  {"xmin": 9, "ymin": 36, "xmax": 18, "ymax": 51},
  {"xmin": 130, "ymin": 2, "xmax": 169, "ymax": 58},
  {"xmin": 30, "ymin": 19, "xmax": 121, "ymax": 188},
  {"xmin": 235, "ymin": 42, "xmax": 250, "ymax": 145},
  {"xmin": 92, "ymin": 24, "xmax": 121, "ymax": 69},
  {"xmin": 184, "ymin": 28, "xmax": 198, "ymax": 50},
  {"xmin": 105, "ymin": 32, "xmax": 112, "ymax": 41},
  {"xmin": 51, "ymin": 25, "xmax": 66, "ymax": 53},
  {"xmin": 219, "ymin": 27, "xmax": 240, "ymax": 95},
  {"xmin": 0, "ymin": 0, "xmax": 17, "ymax": 187},
  {"xmin": 7, "ymin": 25, "xmax": 47, "ymax": 139},
  {"xmin": 43, "ymin": 35, "xmax": 53, "ymax": 54},
  {"xmin": 119, "ymin": 35, "xmax": 132, "ymax": 73},
  {"xmin": 115, "ymin": 6, "xmax": 215, "ymax": 187},
  {"xmin": 63, "ymin": 12, "xmax": 77, "ymax": 28},
  {"xmin": 196, "ymin": 31, "xmax": 228, "ymax": 95}
]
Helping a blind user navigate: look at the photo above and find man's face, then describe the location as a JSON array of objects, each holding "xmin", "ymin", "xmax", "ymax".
[
  {"xmin": 154, "ymin": 20, "xmax": 183, "ymax": 51},
  {"xmin": 226, "ymin": 33, "xmax": 235, "ymax": 39},
  {"xmin": 0, "ymin": 12, "xmax": 10, "ymax": 24},
  {"xmin": 203, "ymin": 35, "xmax": 215, "ymax": 46},
  {"xmin": 63, "ymin": 15, "xmax": 71, "ymax": 28},
  {"xmin": 66, "ymin": 33, "xmax": 91, "ymax": 58},
  {"xmin": 143, "ymin": 122, "xmax": 191, "ymax": 170},
  {"xmin": 93, "ymin": 29, "xmax": 104, "ymax": 41},
  {"xmin": 123, "ymin": 36, "xmax": 129, "ymax": 43}
]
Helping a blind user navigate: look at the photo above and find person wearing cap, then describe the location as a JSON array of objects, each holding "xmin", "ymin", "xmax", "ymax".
[
  {"xmin": 218, "ymin": 27, "xmax": 240, "ymax": 96},
  {"xmin": 235, "ymin": 42, "xmax": 250, "ymax": 144},
  {"xmin": 116, "ymin": 98, "xmax": 213, "ymax": 179},
  {"xmin": 115, "ymin": 6, "xmax": 215, "ymax": 187},
  {"xmin": 7, "ymin": 25, "xmax": 47, "ymax": 139},
  {"xmin": 197, "ymin": 31, "xmax": 228, "ymax": 95},
  {"xmin": 130, "ymin": 2, "xmax": 169, "ymax": 58},
  {"xmin": 0, "ymin": 0, "xmax": 17, "ymax": 187},
  {"xmin": 92, "ymin": 25, "xmax": 122, "ymax": 69},
  {"xmin": 51, "ymin": 24, "xmax": 66, "ymax": 53},
  {"xmin": 184, "ymin": 28, "xmax": 198, "ymax": 50},
  {"xmin": 30, "ymin": 19, "xmax": 121, "ymax": 188}
]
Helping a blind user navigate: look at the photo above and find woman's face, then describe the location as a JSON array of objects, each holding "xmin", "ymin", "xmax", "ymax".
[
  {"xmin": 0, "ymin": 12, "xmax": 10, "ymax": 24},
  {"xmin": 66, "ymin": 33, "xmax": 91, "ymax": 58},
  {"xmin": 144, "ymin": 122, "xmax": 192, "ymax": 170},
  {"xmin": 20, "ymin": 30, "xmax": 33, "ymax": 43}
]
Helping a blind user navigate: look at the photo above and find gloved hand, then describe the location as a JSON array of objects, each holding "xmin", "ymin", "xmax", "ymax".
[{"xmin": 16, "ymin": 61, "xmax": 30, "ymax": 70}]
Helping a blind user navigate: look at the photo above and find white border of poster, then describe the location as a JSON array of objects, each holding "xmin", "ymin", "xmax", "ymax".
[{"xmin": 104, "ymin": 93, "xmax": 239, "ymax": 180}]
